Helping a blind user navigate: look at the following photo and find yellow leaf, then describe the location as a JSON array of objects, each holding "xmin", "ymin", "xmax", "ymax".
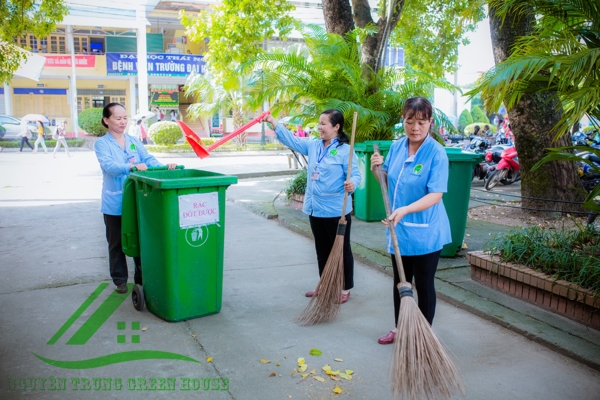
[
  {"xmin": 141, "ymin": 327, "xmax": 147, "ymax": 331},
  {"xmin": 291, "ymin": 369, "xmax": 298, "ymax": 376},
  {"xmin": 466, "ymin": 234, "xmax": 471, "ymax": 237},
  {"xmin": 297, "ymin": 357, "xmax": 305, "ymax": 365},
  {"xmin": 191, "ymin": 333, "xmax": 196, "ymax": 338},
  {"xmin": 329, "ymin": 370, "xmax": 340, "ymax": 376},
  {"xmin": 299, "ymin": 364, "xmax": 308, "ymax": 373},
  {"xmin": 322, "ymin": 365, "xmax": 331, "ymax": 372},
  {"xmin": 345, "ymin": 369, "xmax": 353, "ymax": 375},
  {"xmin": 276, "ymin": 362, "xmax": 281, "ymax": 367},
  {"xmin": 260, "ymin": 359, "xmax": 271, "ymax": 364},
  {"xmin": 330, "ymin": 376, "xmax": 341, "ymax": 381},
  {"xmin": 339, "ymin": 373, "xmax": 352, "ymax": 380},
  {"xmin": 333, "ymin": 386, "xmax": 343, "ymax": 394},
  {"xmin": 269, "ymin": 372, "xmax": 276, "ymax": 377},
  {"xmin": 313, "ymin": 376, "xmax": 326, "ymax": 382},
  {"xmin": 310, "ymin": 369, "xmax": 317, "ymax": 375},
  {"xmin": 301, "ymin": 373, "xmax": 309, "ymax": 378},
  {"xmin": 333, "ymin": 358, "xmax": 343, "ymax": 362},
  {"xmin": 206, "ymin": 357, "xmax": 213, "ymax": 363}
]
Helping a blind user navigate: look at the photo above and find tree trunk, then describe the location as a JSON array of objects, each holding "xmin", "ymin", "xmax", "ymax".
[
  {"xmin": 322, "ymin": 0, "xmax": 404, "ymax": 75},
  {"xmin": 232, "ymin": 108, "xmax": 246, "ymax": 148},
  {"xmin": 489, "ymin": 7, "xmax": 584, "ymax": 214}
]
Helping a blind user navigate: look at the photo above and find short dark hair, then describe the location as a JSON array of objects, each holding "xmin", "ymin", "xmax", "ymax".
[
  {"xmin": 402, "ymin": 97, "xmax": 433, "ymax": 121},
  {"xmin": 321, "ymin": 109, "xmax": 350, "ymax": 146},
  {"xmin": 102, "ymin": 102, "xmax": 125, "ymax": 128}
]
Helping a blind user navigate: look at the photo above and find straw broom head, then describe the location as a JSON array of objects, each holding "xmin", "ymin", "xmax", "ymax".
[{"xmin": 296, "ymin": 112, "xmax": 358, "ymax": 326}]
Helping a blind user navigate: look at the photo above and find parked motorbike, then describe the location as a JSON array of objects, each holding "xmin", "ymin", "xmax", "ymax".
[
  {"xmin": 484, "ymin": 146, "xmax": 521, "ymax": 190},
  {"xmin": 472, "ymin": 144, "xmax": 509, "ymax": 182}
]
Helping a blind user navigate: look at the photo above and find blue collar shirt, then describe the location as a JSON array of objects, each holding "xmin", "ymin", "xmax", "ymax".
[
  {"xmin": 94, "ymin": 133, "xmax": 163, "ymax": 216},
  {"xmin": 275, "ymin": 124, "xmax": 361, "ymax": 218},
  {"xmin": 382, "ymin": 135, "xmax": 451, "ymax": 255}
]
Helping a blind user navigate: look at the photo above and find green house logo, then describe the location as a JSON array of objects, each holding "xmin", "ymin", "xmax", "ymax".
[
  {"xmin": 329, "ymin": 149, "xmax": 338, "ymax": 156},
  {"xmin": 34, "ymin": 283, "xmax": 200, "ymax": 369},
  {"xmin": 413, "ymin": 164, "xmax": 423, "ymax": 174}
]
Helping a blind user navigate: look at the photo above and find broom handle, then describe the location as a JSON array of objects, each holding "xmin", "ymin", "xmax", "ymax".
[
  {"xmin": 339, "ymin": 112, "xmax": 358, "ymax": 223},
  {"xmin": 373, "ymin": 144, "xmax": 409, "ymax": 285}
]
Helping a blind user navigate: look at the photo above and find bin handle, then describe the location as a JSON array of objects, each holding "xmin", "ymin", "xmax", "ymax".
[{"xmin": 132, "ymin": 165, "xmax": 184, "ymax": 172}]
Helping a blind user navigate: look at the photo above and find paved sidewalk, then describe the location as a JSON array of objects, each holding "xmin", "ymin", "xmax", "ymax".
[{"xmin": 1, "ymin": 150, "xmax": 599, "ymax": 399}]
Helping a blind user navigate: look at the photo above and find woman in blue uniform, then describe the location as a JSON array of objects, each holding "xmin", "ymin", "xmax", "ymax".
[
  {"xmin": 95, "ymin": 102, "xmax": 177, "ymax": 294},
  {"xmin": 263, "ymin": 110, "xmax": 361, "ymax": 304},
  {"xmin": 370, "ymin": 97, "xmax": 451, "ymax": 344}
]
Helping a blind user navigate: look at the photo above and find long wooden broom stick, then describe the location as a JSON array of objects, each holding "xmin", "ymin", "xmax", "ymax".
[
  {"xmin": 373, "ymin": 144, "xmax": 464, "ymax": 400},
  {"xmin": 296, "ymin": 112, "xmax": 358, "ymax": 326}
]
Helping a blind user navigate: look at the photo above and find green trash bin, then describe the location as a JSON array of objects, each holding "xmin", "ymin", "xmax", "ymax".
[
  {"xmin": 441, "ymin": 147, "xmax": 483, "ymax": 257},
  {"xmin": 354, "ymin": 140, "xmax": 393, "ymax": 222},
  {"xmin": 122, "ymin": 167, "xmax": 238, "ymax": 322}
]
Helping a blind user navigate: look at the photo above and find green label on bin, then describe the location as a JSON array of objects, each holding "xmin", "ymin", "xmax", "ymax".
[{"xmin": 413, "ymin": 164, "xmax": 423, "ymax": 174}]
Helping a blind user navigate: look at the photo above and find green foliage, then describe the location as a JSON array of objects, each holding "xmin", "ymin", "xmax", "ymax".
[
  {"xmin": 0, "ymin": 139, "xmax": 84, "ymax": 148},
  {"xmin": 78, "ymin": 108, "xmax": 106, "ymax": 137},
  {"xmin": 470, "ymin": 0, "xmax": 600, "ymax": 137},
  {"xmin": 583, "ymin": 126, "xmax": 598, "ymax": 135},
  {"xmin": 0, "ymin": 0, "xmax": 68, "ymax": 84},
  {"xmin": 285, "ymin": 169, "xmax": 307, "ymax": 197},
  {"xmin": 180, "ymin": 0, "xmax": 298, "ymax": 79},
  {"xmin": 458, "ymin": 109, "xmax": 473, "ymax": 134},
  {"xmin": 243, "ymin": 26, "xmax": 457, "ymax": 142},
  {"xmin": 470, "ymin": 106, "xmax": 490, "ymax": 124},
  {"xmin": 148, "ymin": 122, "xmax": 182, "ymax": 145},
  {"xmin": 464, "ymin": 123, "xmax": 496, "ymax": 135},
  {"xmin": 485, "ymin": 224, "xmax": 600, "ymax": 295},
  {"xmin": 389, "ymin": 0, "xmax": 486, "ymax": 79}
]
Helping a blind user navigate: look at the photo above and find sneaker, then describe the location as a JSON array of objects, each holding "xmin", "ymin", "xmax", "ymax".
[
  {"xmin": 115, "ymin": 284, "xmax": 128, "ymax": 294},
  {"xmin": 305, "ymin": 290, "xmax": 316, "ymax": 297},
  {"xmin": 378, "ymin": 330, "xmax": 396, "ymax": 345}
]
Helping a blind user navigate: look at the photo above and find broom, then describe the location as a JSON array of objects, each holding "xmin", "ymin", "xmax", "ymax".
[
  {"xmin": 296, "ymin": 112, "xmax": 358, "ymax": 326},
  {"xmin": 373, "ymin": 143, "xmax": 464, "ymax": 400}
]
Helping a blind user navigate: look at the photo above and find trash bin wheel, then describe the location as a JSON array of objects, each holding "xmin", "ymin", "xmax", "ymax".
[{"xmin": 132, "ymin": 285, "xmax": 145, "ymax": 311}]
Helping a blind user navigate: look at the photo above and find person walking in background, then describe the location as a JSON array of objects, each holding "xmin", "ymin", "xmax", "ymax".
[
  {"xmin": 94, "ymin": 102, "xmax": 177, "ymax": 294},
  {"xmin": 262, "ymin": 109, "xmax": 362, "ymax": 304},
  {"xmin": 170, "ymin": 110, "xmax": 177, "ymax": 121},
  {"xmin": 53, "ymin": 120, "xmax": 71, "ymax": 158},
  {"xmin": 33, "ymin": 121, "xmax": 48, "ymax": 153},
  {"xmin": 18, "ymin": 122, "xmax": 34, "ymax": 152},
  {"xmin": 137, "ymin": 119, "xmax": 149, "ymax": 145},
  {"xmin": 370, "ymin": 97, "xmax": 451, "ymax": 345}
]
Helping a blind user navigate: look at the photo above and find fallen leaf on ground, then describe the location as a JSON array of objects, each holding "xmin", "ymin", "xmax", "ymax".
[
  {"xmin": 333, "ymin": 387, "xmax": 343, "ymax": 394},
  {"xmin": 142, "ymin": 327, "xmax": 147, "ymax": 331},
  {"xmin": 260, "ymin": 358, "xmax": 271, "ymax": 364},
  {"xmin": 291, "ymin": 369, "xmax": 298, "ymax": 376},
  {"xmin": 299, "ymin": 364, "xmax": 308, "ymax": 373},
  {"xmin": 206, "ymin": 357, "xmax": 213, "ymax": 362},
  {"xmin": 297, "ymin": 357, "xmax": 305, "ymax": 365},
  {"xmin": 322, "ymin": 365, "xmax": 331, "ymax": 372},
  {"xmin": 333, "ymin": 358, "xmax": 343, "ymax": 362},
  {"xmin": 276, "ymin": 362, "xmax": 281, "ymax": 366},
  {"xmin": 345, "ymin": 369, "xmax": 353, "ymax": 375},
  {"xmin": 313, "ymin": 376, "xmax": 326, "ymax": 383},
  {"xmin": 339, "ymin": 373, "xmax": 352, "ymax": 380},
  {"xmin": 269, "ymin": 372, "xmax": 276, "ymax": 377},
  {"xmin": 331, "ymin": 376, "xmax": 341, "ymax": 381},
  {"xmin": 309, "ymin": 348, "xmax": 322, "ymax": 356},
  {"xmin": 310, "ymin": 369, "xmax": 316, "ymax": 374},
  {"xmin": 191, "ymin": 333, "xmax": 196, "ymax": 338},
  {"xmin": 301, "ymin": 373, "xmax": 309, "ymax": 378}
]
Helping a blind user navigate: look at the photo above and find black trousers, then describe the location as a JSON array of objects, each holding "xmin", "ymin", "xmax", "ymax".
[
  {"xmin": 308, "ymin": 213, "xmax": 354, "ymax": 290},
  {"xmin": 391, "ymin": 250, "xmax": 441, "ymax": 326},
  {"xmin": 103, "ymin": 214, "xmax": 142, "ymax": 286}
]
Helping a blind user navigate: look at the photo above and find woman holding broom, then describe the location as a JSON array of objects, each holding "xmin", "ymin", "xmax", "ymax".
[
  {"xmin": 370, "ymin": 97, "xmax": 451, "ymax": 344},
  {"xmin": 262, "ymin": 110, "xmax": 361, "ymax": 304}
]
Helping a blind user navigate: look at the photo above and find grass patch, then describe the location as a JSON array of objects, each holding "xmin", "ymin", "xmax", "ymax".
[
  {"xmin": 0, "ymin": 139, "xmax": 85, "ymax": 148},
  {"xmin": 485, "ymin": 224, "xmax": 600, "ymax": 296},
  {"xmin": 146, "ymin": 141, "xmax": 287, "ymax": 153}
]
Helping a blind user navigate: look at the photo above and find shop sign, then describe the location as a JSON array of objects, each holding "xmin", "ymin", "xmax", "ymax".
[
  {"xmin": 150, "ymin": 90, "xmax": 179, "ymax": 107},
  {"xmin": 106, "ymin": 53, "xmax": 205, "ymax": 77},
  {"xmin": 44, "ymin": 55, "xmax": 96, "ymax": 68}
]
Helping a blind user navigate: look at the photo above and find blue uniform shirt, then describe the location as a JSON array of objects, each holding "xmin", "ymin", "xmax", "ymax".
[
  {"xmin": 382, "ymin": 135, "xmax": 451, "ymax": 256},
  {"xmin": 274, "ymin": 124, "xmax": 361, "ymax": 218},
  {"xmin": 94, "ymin": 133, "xmax": 163, "ymax": 216}
]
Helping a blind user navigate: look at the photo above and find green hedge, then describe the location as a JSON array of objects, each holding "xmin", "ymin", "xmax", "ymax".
[
  {"xmin": 0, "ymin": 139, "xmax": 85, "ymax": 148},
  {"xmin": 78, "ymin": 108, "xmax": 106, "ymax": 137},
  {"xmin": 148, "ymin": 121, "xmax": 182, "ymax": 145},
  {"xmin": 470, "ymin": 106, "xmax": 489, "ymax": 125},
  {"xmin": 285, "ymin": 169, "xmax": 307, "ymax": 197},
  {"xmin": 458, "ymin": 109, "xmax": 473, "ymax": 135}
]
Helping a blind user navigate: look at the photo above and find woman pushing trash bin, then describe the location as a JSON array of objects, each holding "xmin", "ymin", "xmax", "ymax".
[
  {"xmin": 261, "ymin": 110, "xmax": 361, "ymax": 304},
  {"xmin": 370, "ymin": 97, "xmax": 451, "ymax": 345},
  {"xmin": 94, "ymin": 102, "xmax": 177, "ymax": 294}
]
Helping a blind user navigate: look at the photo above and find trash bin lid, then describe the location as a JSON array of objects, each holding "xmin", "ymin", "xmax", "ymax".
[
  {"xmin": 130, "ymin": 169, "xmax": 238, "ymax": 189},
  {"xmin": 354, "ymin": 140, "xmax": 394, "ymax": 152},
  {"xmin": 444, "ymin": 147, "xmax": 484, "ymax": 162}
]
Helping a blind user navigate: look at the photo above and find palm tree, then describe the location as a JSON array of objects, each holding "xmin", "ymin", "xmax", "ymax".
[
  {"xmin": 185, "ymin": 72, "xmax": 256, "ymax": 148},
  {"xmin": 242, "ymin": 25, "xmax": 457, "ymax": 143}
]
